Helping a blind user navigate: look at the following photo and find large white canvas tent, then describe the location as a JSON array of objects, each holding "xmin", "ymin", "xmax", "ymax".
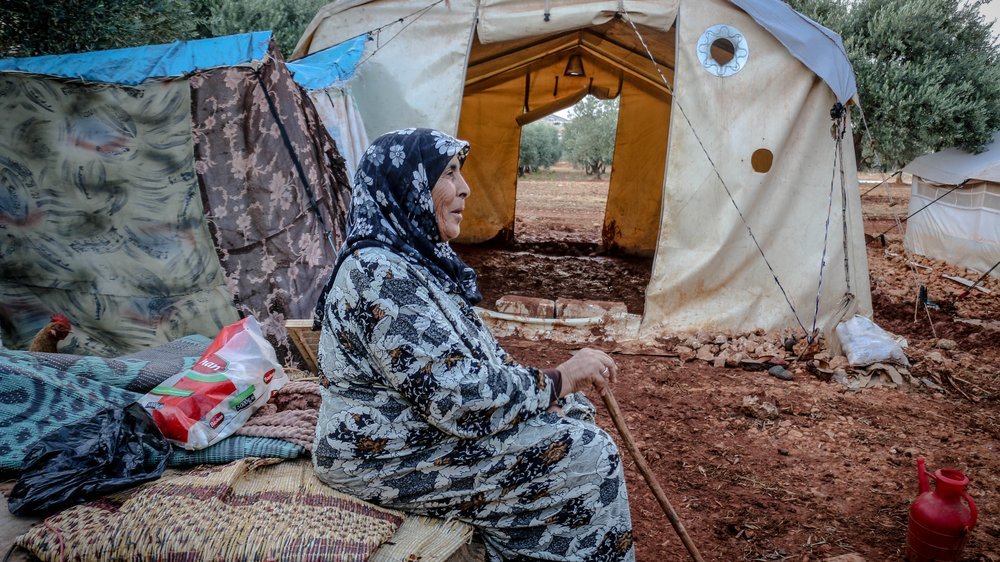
[
  {"xmin": 294, "ymin": 0, "xmax": 873, "ymax": 337},
  {"xmin": 903, "ymin": 132, "xmax": 1000, "ymax": 278}
]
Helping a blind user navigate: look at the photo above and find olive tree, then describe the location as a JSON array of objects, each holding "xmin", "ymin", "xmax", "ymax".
[
  {"xmin": 788, "ymin": 0, "xmax": 1000, "ymax": 168},
  {"xmin": 517, "ymin": 121, "xmax": 562, "ymax": 176},
  {"xmin": 1, "ymin": 0, "xmax": 197, "ymax": 57},
  {"xmin": 191, "ymin": 0, "xmax": 328, "ymax": 56},
  {"xmin": 561, "ymin": 97, "xmax": 618, "ymax": 179}
]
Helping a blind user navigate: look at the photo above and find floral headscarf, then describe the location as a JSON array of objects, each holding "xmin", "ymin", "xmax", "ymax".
[{"xmin": 314, "ymin": 128, "xmax": 480, "ymax": 328}]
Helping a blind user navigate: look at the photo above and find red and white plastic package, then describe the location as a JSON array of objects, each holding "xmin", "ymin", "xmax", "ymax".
[{"xmin": 139, "ymin": 316, "xmax": 288, "ymax": 450}]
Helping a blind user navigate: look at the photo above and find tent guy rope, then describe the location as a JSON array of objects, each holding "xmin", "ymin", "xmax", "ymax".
[
  {"xmin": 869, "ymin": 181, "xmax": 968, "ymax": 242},
  {"xmin": 811, "ymin": 107, "xmax": 850, "ymax": 338},
  {"xmin": 351, "ymin": 0, "xmax": 447, "ymax": 74}
]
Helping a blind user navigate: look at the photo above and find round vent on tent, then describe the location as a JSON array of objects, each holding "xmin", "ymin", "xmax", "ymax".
[{"xmin": 697, "ymin": 25, "xmax": 748, "ymax": 77}]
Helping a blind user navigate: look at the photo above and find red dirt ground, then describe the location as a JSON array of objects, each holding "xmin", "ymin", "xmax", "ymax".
[{"xmin": 457, "ymin": 167, "xmax": 1000, "ymax": 561}]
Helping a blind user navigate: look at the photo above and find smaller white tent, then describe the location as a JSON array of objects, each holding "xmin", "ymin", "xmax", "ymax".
[{"xmin": 903, "ymin": 132, "xmax": 1000, "ymax": 278}]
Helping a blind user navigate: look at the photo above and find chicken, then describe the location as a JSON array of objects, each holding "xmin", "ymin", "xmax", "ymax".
[{"xmin": 28, "ymin": 314, "xmax": 72, "ymax": 353}]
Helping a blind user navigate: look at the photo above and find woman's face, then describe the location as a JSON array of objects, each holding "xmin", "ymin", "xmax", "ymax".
[{"xmin": 431, "ymin": 155, "xmax": 470, "ymax": 242}]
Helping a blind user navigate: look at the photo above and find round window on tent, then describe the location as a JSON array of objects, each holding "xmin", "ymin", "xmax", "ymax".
[
  {"xmin": 697, "ymin": 25, "xmax": 748, "ymax": 77},
  {"xmin": 751, "ymin": 148, "xmax": 773, "ymax": 173}
]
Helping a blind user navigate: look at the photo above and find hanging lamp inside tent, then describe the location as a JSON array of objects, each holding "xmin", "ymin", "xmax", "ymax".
[{"xmin": 563, "ymin": 54, "xmax": 585, "ymax": 77}]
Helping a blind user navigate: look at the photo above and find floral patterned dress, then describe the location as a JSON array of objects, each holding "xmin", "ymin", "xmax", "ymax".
[{"xmin": 312, "ymin": 129, "xmax": 634, "ymax": 561}]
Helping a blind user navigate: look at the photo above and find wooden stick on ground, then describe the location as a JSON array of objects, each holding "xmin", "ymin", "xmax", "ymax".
[{"xmin": 600, "ymin": 389, "xmax": 706, "ymax": 562}]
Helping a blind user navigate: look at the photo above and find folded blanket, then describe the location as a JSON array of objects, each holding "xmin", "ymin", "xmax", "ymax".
[
  {"xmin": 236, "ymin": 380, "xmax": 321, "ymax": 450},
  {"xmin": 0, "ymin": 336, "xmax": 309, "ymax": 474}
]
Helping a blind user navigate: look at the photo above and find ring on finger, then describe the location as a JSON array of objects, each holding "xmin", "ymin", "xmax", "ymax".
[{"xmin": 601, "ymin": 367, "xmax": 609, "ymax": 376}]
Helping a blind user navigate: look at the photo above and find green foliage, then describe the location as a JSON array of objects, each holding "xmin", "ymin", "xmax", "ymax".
[
  {"xmin": 518, "ymin": 122, "xmax": 562, "ymax": 176},
  {"xmin": 191, "ymin": 0, "xmax": 328, "ymax": 57},
  {"xmin": 0, "ymin": 0, "xmax": 327, "ymax": 60},
  {"xmin": 0, "ymin": 0, "xmax": 198, "ymax": 57},
  {"xmin": 561, "ymin": 97, "xmax": 619, "ymax": 178},
  {"xmin": 788, "ymin": 0, "xmax": 1000, "ymax": 168}
]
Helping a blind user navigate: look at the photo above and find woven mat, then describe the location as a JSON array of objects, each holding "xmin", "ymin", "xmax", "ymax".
[
  {"xmin": 370, "ymin": 515, "xmax": 476, "ymax": 562},
  {"xmin": 15, "ymin": 458, "xmax": 404, "ymax": 562}
]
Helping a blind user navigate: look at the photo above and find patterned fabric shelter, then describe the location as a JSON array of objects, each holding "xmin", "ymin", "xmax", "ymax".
[{"xmin": 0, "ymin": 32, "xmax": 350, "ymax": 360}]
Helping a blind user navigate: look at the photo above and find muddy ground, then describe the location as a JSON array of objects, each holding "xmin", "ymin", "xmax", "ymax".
[{"xmin": 457, "ymin": 166, "xmax": 1000, "ymax": 561}]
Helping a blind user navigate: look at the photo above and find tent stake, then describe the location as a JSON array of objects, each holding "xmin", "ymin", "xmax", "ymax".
[
  {"xmin": 951, "ymin": 259, "xmax": 1000, "ymax": 302},
  {"xmin": 600, "ymin": 389, "xmax": 706, "ymax": 562}
]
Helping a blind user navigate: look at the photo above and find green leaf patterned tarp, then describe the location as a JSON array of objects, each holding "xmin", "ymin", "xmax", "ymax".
[{"xmin": 0, "ymin": 74, "xmax": 239, "ymax": 356}]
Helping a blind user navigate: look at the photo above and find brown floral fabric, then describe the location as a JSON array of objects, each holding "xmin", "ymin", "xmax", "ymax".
[{"xmin": 190, "ymin": 42, "xmax": 350, "ymax": 361}]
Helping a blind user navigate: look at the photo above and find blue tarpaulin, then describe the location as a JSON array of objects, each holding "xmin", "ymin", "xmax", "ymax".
[
  {"xmin": 0, "ymin": 31, "xmax": 272, "ymax": 86},
  {"xmin": 287, "ymin": 34, "xmax": 366, "ymax": 91}
]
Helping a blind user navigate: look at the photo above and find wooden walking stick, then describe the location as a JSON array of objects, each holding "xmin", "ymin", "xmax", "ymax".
[{"xmin": 601, "ymin": 388, "xmax": 706, "ymax": 562}]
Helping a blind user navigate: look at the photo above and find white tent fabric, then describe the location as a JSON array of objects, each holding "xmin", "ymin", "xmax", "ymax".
[
  {"xmin": 306, "ymin": 89, "xmax": 370, "ymax": 180},
  {"xmin": 903, "ymin": 133, "xmax": 1000, "ymax": 277},
  {"xmin": 288, "ymin": 35, "xmax": 371, "ymax": 180},
  {"xmin": 641, "ymin": 0, "xmax": 870, "ymax": 335},
  {"xmin": 903, "ymin": 131, "xmax": 1000, "ymax": 185},
  {"xmin": 476, "ymin": 0, "xmax": 678, "ymax": 43},
  {"xmin": 295, "ymin": 0, "xmax": 479, "ymax": 137},
  {"xmin": 295, "ymin": 0, "xmax": 873, "ymax": 336},
  {"xmin": 729, "ymin": 0, "xmax": 857, "ymax": 104}
]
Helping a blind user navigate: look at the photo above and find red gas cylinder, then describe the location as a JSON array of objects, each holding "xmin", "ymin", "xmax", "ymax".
[{"xmin": 906, "ymin": 457, "xmax": 978, "ymax": 562}]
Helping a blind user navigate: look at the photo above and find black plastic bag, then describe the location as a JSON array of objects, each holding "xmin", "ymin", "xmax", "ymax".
[{"xmin": 8, "ymin": 403, "xmax": 171, "ymax": 516}]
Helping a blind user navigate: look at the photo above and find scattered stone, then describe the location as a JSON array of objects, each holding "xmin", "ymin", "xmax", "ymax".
[
  {"xmin": 927, "ymin": 351, "xmax": 946, "ymax": 364},
  {"xmin": 742, "ymin": 394, "xmax": 780, "ymax": 420},
  {"xmin": 784, "ymin": 336, "xmax": 797, "ymax": 352},
  {"xmin": 725, "ymin": 352, "xmax": 743, "ymax": 368},
  {"xmin": 824, "ymin": 554, "xmax": 867, "ymax": 562},
  {"xmin": 714, "ymin": 335, "xmax": 728, "ymax": 345},
  {"xmin": 656, "ymin": 335, "xmax": 681, "ymax": 350},
  {"xmin": 936, "ymin": 338, "xmax": 957, "ymax": 350},
  {"xmin": 768, "ymin": 365, "xmax": 794, "ymax": 381},
  {"xmin": 676, "ymin": 346, "xmax": 696, "ymax": 362},
  {"xmin": 555, "ymin": 298, "xmax": 627, "ymax": 319},
  {"xmin": 696, "ymin": 346, "xmax": 715, "ymax": 362},
  {"xmin": 713, "ymin": 352, "xmax": 729, "ymax": 369},
  {"xmin": 685, "ymin": 338, "xmax": 703, "ymax": 350},
  {"xmin": 496, "ymin": 295, "xmax": 555, "ymax": 318},
  {"xmin": 778, "ymin": 448, "xmax": 790, "ymax": 456}
]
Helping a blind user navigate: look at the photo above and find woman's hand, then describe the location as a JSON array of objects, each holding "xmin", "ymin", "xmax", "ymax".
[{"xmin": 556, "ymin": 348, "xmax": 618, "ymax": 398}]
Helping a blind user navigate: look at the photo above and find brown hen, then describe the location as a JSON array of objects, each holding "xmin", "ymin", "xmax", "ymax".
[{"xmin": 28, "ymin": 314, "xmax": 72, "ymax": 353}]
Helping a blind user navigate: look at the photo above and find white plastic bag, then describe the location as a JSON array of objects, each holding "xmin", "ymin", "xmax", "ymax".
[
  {"xmin": 834, "ymin": 315, "xmax": 910, "ymax": 367},
  {"xmin": 139, "ymin": 316, "xmax": 288, "ymax": 450}
]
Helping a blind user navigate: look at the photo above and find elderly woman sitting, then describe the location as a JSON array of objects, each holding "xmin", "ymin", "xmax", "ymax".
[{"xmin": 313, "ymin": 128, "xmax": 634, "ymax": 561}]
